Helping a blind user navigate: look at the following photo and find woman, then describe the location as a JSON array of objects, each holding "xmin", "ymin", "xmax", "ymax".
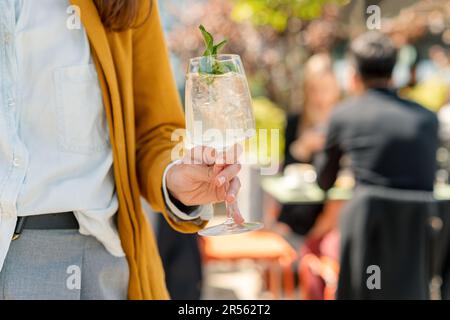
[
  {"xmin": 279, "ymin": 53, "xmax": 341, "ymax": 300},
  {"xmin": 279, "ymin": 53, "xmax": 340, "ymax": 235},
  {"xmin": 0, "ymin": 0, "xmax": 241, "ymax": 300},
  {"xmin": 285, "ymin": 53, "xmax": 340, "ymax": 166}
]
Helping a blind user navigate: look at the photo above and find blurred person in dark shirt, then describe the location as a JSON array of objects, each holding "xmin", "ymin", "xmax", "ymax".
[
  {"xmin": 314, "ymin": 31, "xmax": 441, "ymax": 300},
  {"xmin": 316, "ymin": 31, "xmax": 438, "ymax": 192}
]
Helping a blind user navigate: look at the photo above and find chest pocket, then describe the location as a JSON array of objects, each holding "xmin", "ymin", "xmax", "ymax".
[{"xmin": 54, "ymin": 64, "xmax": 110, "ymax": 154}]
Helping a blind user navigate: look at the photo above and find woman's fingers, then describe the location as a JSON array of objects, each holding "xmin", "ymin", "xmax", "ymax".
[
  {"xmin": 182, "ymin": 144, "xmax": 243, "ymax": 188},
  {"xmin": 183, "ymin": 144, "xmax": 242, "ymax": 166},
  {"xmin": 229, "ymin": 201, "xmax": 245, "ymax": 225},
  {"xmin": 226, "ymin": 177, "xmax": 241, "ymax": 203},
  {"xmin": 215, "ymin": 163, "xmax": 242, "ymax": 187},
  {"xmin": 226, "ymin": 179, "xmax": 244, "ymax": 226}
]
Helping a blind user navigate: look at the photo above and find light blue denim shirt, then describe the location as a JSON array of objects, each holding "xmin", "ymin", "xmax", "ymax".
[
  {"xmin": 0, "ymin": 0, "xmax": 212, "ymax": 271},
  {"xmin": 0, "ymin": 0, "xmax": 125, "ymax": 270}
]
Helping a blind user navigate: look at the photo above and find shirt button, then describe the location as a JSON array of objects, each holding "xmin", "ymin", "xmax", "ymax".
[
  {"xmin": 13, "ymin": 157, "xmax": 20, "ymax": 167},
  {"xmin": 7, "ymin": 98, "xmax": 15, "ymax": 107},
  {"xmin": 4, "ymin": 33, "xmax": 12, "ymax": 44}
]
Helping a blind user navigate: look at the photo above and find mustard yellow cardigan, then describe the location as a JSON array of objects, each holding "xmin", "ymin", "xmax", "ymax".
[{"xmin": 70, "ymin": 0, "xmax": 206, "ymax": 299}]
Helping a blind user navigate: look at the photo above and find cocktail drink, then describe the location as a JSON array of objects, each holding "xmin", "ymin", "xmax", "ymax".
[{"xmin": 185, "ymin": 54, "xmax": 264, "ymax": 236}]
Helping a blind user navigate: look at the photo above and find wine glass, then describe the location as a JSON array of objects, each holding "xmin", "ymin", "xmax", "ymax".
[{"xmin": 185, "ymin": 54, "xmax": 264, "ymax": 236}]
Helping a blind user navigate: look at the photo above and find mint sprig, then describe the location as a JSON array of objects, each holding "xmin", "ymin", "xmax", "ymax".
[
  {"xmin": 198, "ymin": 25, "xmax": 236, "ymax": 76},
  {"xmin": 199, "ymin": 25, "xmax": 227, "ymax": 56}
]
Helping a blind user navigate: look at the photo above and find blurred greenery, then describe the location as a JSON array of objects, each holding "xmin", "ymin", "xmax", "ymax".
[
  {"xmin": 167, "ymin": 0, "xmax": 348, "ymax": 113},
  {"xmin": 401, "ymin": 77, "xmax": 449, "ymax": 112},
  {"xmin": 251, "ymin": 97, "xmax": 286, "ymax": 163},
  {"xmin": 232, "ymin": 0, "xmax": 349, "ymax": 31}
]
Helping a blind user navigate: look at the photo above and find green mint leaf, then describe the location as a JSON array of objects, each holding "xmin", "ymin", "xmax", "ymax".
[
  {"xmin": 198, "ymin": 25, "xmax": 229, "ymax": 78},
  {"xmin": 199, "ymin": 25, "xmax": 214, "ymax": 54},
  {"xmin": 212, "ymin": 39, "xmax": 227, "ymax": 55}
]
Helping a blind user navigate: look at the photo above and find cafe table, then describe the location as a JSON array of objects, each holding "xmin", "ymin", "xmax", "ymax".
[
  {"xmin": 261, "ymin": 175, "xmax": 450, "ymax": 205},
  {"xmin": 261, "ymin": 176, "xmax": 450, "ymax": 240}
]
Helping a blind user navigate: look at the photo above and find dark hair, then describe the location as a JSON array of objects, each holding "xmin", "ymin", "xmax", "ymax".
[
  {"xmin": 348, "ymin": 31, "xmax": 397, "ymax": 82},
  {"xmin": 93, "ymin": 0, "xmax": 152, "ymax": 32}
]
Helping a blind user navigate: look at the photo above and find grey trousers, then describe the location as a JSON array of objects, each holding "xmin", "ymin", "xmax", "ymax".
[{"xmin": 0, "ymin": 229, "xmax": 129, "ymax": 300}]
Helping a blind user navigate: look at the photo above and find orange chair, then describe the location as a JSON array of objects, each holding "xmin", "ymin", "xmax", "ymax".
[
  {"xmin": 298, "ymin": 254, "xmax": 339, "ymax": 300},
  {"xmin": 298, "ymin": 229, "xmax": 340, "ymax": 300},
  {"xmin": 199, "ymin": 230, "xmax": 297, "ymax": 299}
]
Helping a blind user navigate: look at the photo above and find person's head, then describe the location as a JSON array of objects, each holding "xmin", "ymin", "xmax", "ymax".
[
  {"xmin": 347, "ymin": 31, "xmax": 397, "ymax": 94},
  {"xmin": 302, "ymin": 53, "xmax": 340, "ymax": 125},
  {"xmin": 94, "ymin": 0, "xmax": 152, "ymax": 32}
]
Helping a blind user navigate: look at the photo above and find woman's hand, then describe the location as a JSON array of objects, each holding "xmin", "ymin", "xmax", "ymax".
[
  {"xmin": 290, "ymin": 130, "xmax": 325, "ymax": 162},
  {"xmin": 165, "ymin": 145, "xmax": 244, "ymax": 224}
]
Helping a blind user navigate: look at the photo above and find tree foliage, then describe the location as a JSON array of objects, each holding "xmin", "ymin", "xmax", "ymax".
[
  {"xmin": 232, "ymin": 0, "xmax": 349, "ymax": 32},
  {"xmin": 166, "ymin": 0, "xmax": 346, "ymax": 111}
]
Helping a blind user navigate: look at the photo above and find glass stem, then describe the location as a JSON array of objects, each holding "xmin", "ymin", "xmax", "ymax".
[{"xmin": 224, "ymin": 201, "xmax": 235, "ymax": 226}]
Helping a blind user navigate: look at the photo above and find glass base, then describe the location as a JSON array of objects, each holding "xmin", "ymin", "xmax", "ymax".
[{"xmin": 198, "ymin": 221, "xmax": 264, "ymax": 237}]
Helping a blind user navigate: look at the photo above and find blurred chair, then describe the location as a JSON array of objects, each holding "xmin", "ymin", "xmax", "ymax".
[
  {"xmin": 297, "ymin": 199, "xmax": 342, "ymax": 300},
  {"xmin": 298, "ymin": 228, "xmax": 340, "ymax": 300},
  {"xmin": 199, "ymin": 230, "xmax": 297, "ymax": 299},
  {"xmin": 298, "ymin": 254, "xmax": 339, "ymax": 300},
  {"xmin": 338, "ymin": 185, "xmax": 450, "ymax": 299}
]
